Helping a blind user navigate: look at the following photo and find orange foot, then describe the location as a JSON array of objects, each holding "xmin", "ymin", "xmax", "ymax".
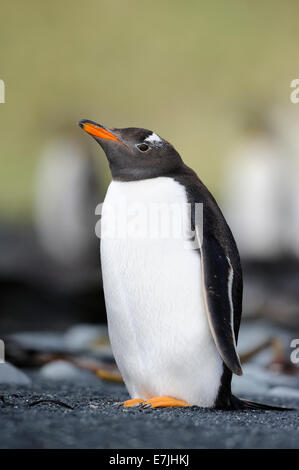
[
  {"xmin": 141, "ymin": 396, "xmax": 190, "ymax": 408},
  {"xmin": 123, "ymin": 398, "xmax": 144, "ymax": 407}
]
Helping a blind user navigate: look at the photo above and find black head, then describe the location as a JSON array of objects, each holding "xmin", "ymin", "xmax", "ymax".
[{"xmin": 78, "ymin": 119, "xmax": 183, "ymax": 181}]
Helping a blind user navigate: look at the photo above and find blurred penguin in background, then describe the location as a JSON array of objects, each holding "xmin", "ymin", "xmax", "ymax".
[
  {"xmin": 223, "ymin": 112, "xmax": 289, "ymax": 261},
  {"xmin": 33, "ymin": 123, "xmax": 107, "ymax": 326},
  {"xmin": 35, "ymin": 129, "xmax": 102, "ymax": 273},
  {"xmin": 0, "ymin": 121, "xmax": 108, "ymax": 334},
  {"xmin": 222, "ymin": 111, "xmax": 299, "ymax": 331},
  {"xmin": 270, "ymin": 106, "xmax": 299, "ymax": 259}
]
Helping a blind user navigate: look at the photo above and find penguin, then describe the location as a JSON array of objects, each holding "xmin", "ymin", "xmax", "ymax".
[
  {"xmin": 35, "ymin": 136, "xmax": 101, "ymax": 269},
  {"xmin": 78, "ymin": 119, "xmax": 289, "ymax": 410}
]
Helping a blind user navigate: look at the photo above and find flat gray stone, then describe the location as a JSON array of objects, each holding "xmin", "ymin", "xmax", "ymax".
[
  {"xmin": 269, "ymin": 387, "xmax": 299, "ymax": 399},
  {"xmin": 39, "ymin": 360, "xmax": 99, "ymax": 385},
  {"xmin": 8, "ymin": 331, "xmax": 67, "ymax": 353},
  {"xmin": 40, "ymin": 360, "xmax": 85, "ymax": 380},
  {"xmin": 0, "ymin": 362, "xmax": 31, "ymax": 385}
]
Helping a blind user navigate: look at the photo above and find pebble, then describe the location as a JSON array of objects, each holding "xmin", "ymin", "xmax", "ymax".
[
  {"xmin": 9, "ymin": 324, "xmax": 111, "ymax": 355},
  {"xmin": 8, "ymin": 331, "xmax": 67, "ymax": 353},
  {"xmin": 39, "ymin": 360, "xmax": 100, "ymax": 384},
  {"xmin": 0, "ymin": 362, "xmax": 31, "ymax": 386}
]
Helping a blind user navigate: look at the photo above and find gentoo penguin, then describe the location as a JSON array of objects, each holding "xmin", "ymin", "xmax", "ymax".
[
  {"xmin": 222, "ymin": 121, "xmax": 287, "ymax": 261},
  {"xmin": 35, "ymin": 136, "xmax": 101, "ymax": 269},
  {"xmin": 79, "ymin": 119, "xmax": 288, "ymax": 410}
]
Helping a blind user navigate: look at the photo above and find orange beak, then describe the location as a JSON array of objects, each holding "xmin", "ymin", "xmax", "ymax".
[{"xmin": 78, "ymin": 120, "xmax": 120, "ymax": 142}]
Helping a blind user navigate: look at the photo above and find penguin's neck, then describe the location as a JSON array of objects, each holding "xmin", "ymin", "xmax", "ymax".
[
  {"xmin": 107, "ymin": 177, "xmax": 187, "ymax": 204},
  {"xmin": 102, "ymin": 177, "xmax": 196, "ymax": 248}
]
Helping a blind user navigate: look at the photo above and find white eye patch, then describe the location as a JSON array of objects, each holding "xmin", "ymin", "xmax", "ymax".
[{"xmin": 144, "ymin": 132, "xmax": 163, "ymax": 147}]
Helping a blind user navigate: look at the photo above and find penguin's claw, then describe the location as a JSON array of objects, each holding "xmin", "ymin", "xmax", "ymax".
[
  {"xmin": 141, "ymin": 396, "xmax": 190, "ymax": 408},
  {"xmin": 123, "ymin": 398, "xmax": 145, "ymax": 407},
  {"xmin": 121, "ymin": 396, "xmax": 190, "ymax": 408}
]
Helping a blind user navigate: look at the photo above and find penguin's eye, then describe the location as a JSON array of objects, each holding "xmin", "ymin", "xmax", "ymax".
[{"xmin": 136, "ymin": 143, "xmax": 149, "ymax": 152}]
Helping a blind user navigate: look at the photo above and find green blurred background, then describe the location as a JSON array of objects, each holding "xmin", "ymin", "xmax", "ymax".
[{"xmin": 0, "ymin": 0, "xmax": 298, "ymax": 218}]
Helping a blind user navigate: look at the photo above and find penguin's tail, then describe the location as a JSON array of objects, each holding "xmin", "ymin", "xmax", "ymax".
[{"xmin": 230, "ymin": 395, "xmax": 294, "ymax": 411}]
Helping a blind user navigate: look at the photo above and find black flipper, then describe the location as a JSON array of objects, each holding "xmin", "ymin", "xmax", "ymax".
[
  {"xmin": 173, "ymin": 166, "xmax": 292, "ymax": 410},
  {"xmin": 230, "ymin": 395, "xmax": 294, "ymax": 411},
  {"xmin": 198, "ymin": 229, "xmax": 243, "ymax": 376}
]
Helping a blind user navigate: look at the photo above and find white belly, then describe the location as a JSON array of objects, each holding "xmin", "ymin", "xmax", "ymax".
[{"xmin": 100, "ymin": 177, "xmax": 222, "ymax": 407}]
